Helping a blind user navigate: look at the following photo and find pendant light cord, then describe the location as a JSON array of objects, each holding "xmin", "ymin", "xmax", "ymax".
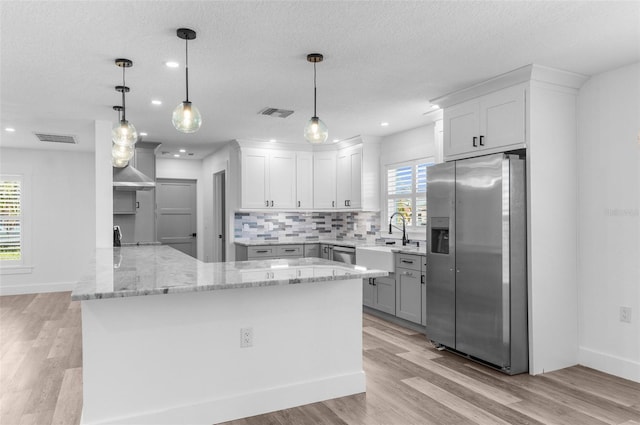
[
  {"xmin": 121, "ymin": 65, "xmax": 127, "ymax": 122},
  {"xmin": 313, "ymin": 62, "xmax": 317, "ymax": 117},
  {"xmin": 185, "ymin": 37, "xmax": 190, "ymax": 102}
]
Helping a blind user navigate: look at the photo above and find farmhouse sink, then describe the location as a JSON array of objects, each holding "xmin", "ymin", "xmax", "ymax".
[{"xmin": 355, "ymin": 246, "xmax": 397, "ymax": 272}]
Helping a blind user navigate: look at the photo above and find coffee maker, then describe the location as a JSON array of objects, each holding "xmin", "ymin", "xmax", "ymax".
[{"xmin": 113, "ymin": 226, "xmax": 122, "ymax": 247}]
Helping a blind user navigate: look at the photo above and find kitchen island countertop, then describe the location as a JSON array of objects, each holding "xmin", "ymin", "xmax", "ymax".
[{"xmin": 71, "ymin": 245, "xmax": 388, "ymax": 301}]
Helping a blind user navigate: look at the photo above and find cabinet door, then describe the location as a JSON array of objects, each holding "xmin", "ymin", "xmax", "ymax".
[
  {"xmin": 480, "ymin": 85, "xmax": 525, "ymax": 150},
  {"xmin": 336, "ymin": 151, "xmax": 350, "ymax": 207},
  {"xmin": 296, "ymin": 152, "xmax": 314, "ymax": 208},
  {"xmin": 363, "ymin": 279, "xmax": 375, "ymax": 308},
  {"xmin": 313, "ymin": 151, "xmax": 336, "ymax": 208},
  {"xmin": 373, "ymin": 276, "xmax": 396, "ymax": 315},
  {"xmin": 443, "ymin": 99, "xmax": 480, "ymax": 157},
  {"xmin": 421, "ymin": 257, "xmax": 427, "ymax": 326},
  {"xmin": 336, "ymin": 146, "xmax": 363, "ymax": 209},
  {"xmin": 113, "ymin": 190, "xmax": 136, "ymax": 214},
  {"xmin": 396, "ymin": 268, "xmax": 422, "ymax": 324},
  {"xmin": 241, "ymin": 150, "xmax": 268, "ymax": 208},
  {"xmin": 268, "ymin": 150, "xmax": 296, "ymax": 209}
]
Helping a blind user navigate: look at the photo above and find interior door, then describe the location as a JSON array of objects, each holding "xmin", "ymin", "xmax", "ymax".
[{"xmin": 156, "ymin": 179, "xmax": 197, "ymax": 258}]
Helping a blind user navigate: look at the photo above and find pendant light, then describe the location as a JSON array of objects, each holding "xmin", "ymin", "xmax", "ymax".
[
  {"xmin": 112, "ymin": 59, "xmax": 138, "ymax": 147},
  {"xmin": 172, "ymin": 28, "xmax": 202, "ymax": 133},
  {"xmin": 111, "ymin": 106, "xmax": 133, "ymax": 168},
  {"xmin": 304, "ymin": 53, "xmax": 328, "ymax": 144}
]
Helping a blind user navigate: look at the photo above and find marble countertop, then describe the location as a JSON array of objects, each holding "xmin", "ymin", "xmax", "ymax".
[
  {"xmin": 71, "ymin": 245, "xmax": 389, "ymax": 301},
  {"xmin": 235, "ymin": 238, "xmax": 426, "ymax": 255}
]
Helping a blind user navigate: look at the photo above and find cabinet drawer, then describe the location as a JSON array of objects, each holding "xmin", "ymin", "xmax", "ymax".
[
  {"xmin": 247, "ymin": 246, "xmax": 276, "ymax": 258},
  {"xmin": 395, "ymin": 254, "xmax": 422, "ymax": 272},
  {"xmin": 276, "ymin": 245, "xmax": 303, "ymax": 257},
  {"xmin": 304, "ymin": 243, "xmax": 320, "ymax": 258}
]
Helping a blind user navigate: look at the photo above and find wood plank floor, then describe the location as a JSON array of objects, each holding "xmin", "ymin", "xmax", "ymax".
[{"xmin": 1, "ymin": 292, "xmax": 639, "ymax": 425}]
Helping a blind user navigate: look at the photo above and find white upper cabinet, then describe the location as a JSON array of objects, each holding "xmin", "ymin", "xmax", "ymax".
[
  {"xmin": 443, "ymin": 84, "xmax": 526, "ymax": 160},
  {"xmin": 296, "ymin": 152, "xmax": 314, "ymax": 209},
  {"xmin": 241, "ymin": 148, "xmax": 296, "ymax": 209},
  {"xmin": 336, "ymin": 145, "xmax": 363, "ymax": 208},
  {"xmin": 313, "ymin": 150, "xmax": 337, "ymax": 209},
  {"xmin": 237, "ymin": 138, "xmax": 379, "ymax": 211}
]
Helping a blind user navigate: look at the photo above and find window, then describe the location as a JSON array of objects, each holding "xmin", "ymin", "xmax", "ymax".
[
  {"xmin": 386, "ymin": 160, "xmax": 433, "ymax": 232},
  {"xmin": 0, "ymin": 176, "xmax": 22, "ymax": 264}
]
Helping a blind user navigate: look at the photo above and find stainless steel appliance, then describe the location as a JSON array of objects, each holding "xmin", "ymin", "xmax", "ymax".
[
  {"xmin": 426, "ymin": 153, "xmax": 528, "ymax": 374},
  {"xmin": 322, "ymin": 244, "xmax": 356, "ymax": 264}
]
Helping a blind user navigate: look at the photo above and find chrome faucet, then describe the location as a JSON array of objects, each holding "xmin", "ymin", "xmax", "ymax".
[{"xmin": 389, "ymin": 212, "xmax": 409, "ymax": 246}]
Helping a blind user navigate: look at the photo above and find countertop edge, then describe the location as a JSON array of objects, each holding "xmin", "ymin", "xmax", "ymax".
[{"xmin": 71, "ymin": 269, "xmax": 389, "ymax": 302}]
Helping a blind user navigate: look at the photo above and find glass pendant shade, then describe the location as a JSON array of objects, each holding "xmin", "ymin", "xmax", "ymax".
[
  {"xmin": 112, "ymin": 156, "xmax": 129, "ymax": 168},
  {"xmin": 112, "ymin": 119, "xmax": 138, "ymax": 147},
  {"xmin": 172, "ymin": 101, "xmax": 202, "ymax": 133},
  {"xmin": 304, "ymin": 116, "xmax": 328, "ymax": 144},
  {"xmin": 112, "ymin": 143, "xmax": 134, "ymax": 163}
]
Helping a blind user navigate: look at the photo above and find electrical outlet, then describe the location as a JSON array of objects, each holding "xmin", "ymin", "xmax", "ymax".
[
  {"xmin": 240, "ymin": 327, "xmax": 253, "ymax": 348},
  {"xmin": 620, "ymin": 307, "xmax": 632, "ymax": 323}
]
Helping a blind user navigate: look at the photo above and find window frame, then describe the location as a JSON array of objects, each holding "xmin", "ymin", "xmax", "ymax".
[
  {"xmin": 384, "ymin": 158, "xmax": 434, "ymax": 236},
  {"xmin": 1, "ymin": 173, "xmax": 33, "ymax": 275}
]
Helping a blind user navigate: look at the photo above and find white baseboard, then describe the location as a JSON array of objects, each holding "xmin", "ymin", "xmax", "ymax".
[
  {"xmin": 579, "ymin": 346, "xmax": 640, "ymax": 383},
  {"xmin": 0, "ymin": 281, "xmax": 76, "ymax": 296},
  {"xmin": 86, "ymin": 372, "xmax": 366, "ymax": 425}
]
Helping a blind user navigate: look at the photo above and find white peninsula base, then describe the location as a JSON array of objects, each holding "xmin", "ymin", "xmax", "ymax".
[{"xmin": 80, "ymin": 279, "xmax": 365, "ymax": 424}]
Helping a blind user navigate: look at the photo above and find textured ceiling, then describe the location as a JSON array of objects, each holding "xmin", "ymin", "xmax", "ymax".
[{"xmin": 1, "ymin": 1, "xmax": 639, "ymax": 158}]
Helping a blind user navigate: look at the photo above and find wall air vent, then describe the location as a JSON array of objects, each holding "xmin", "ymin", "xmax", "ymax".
[
  {"xmin": 259, "ymin": 107, "xmax": 294, "ymax": 119},
  {"xmin": 34, "ymin": 132, "xmax": 78, "ymax": 144}
]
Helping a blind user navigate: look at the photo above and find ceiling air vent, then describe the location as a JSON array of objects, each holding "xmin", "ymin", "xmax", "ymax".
[
  {"xmin": 259, "ymin": 107, "xmax": 294, "ymax": 119},
  {"xmin": 34, "ymin": 132, "xmax": 78, "ymax": 144}
]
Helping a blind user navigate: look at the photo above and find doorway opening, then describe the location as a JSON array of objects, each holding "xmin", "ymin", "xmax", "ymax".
[
  {"xmin": 156, "ymin": 179, "xmax": 197, "ymax": 258},
  {"xmin": 213, "ymin": 171, "xmax": 226, "ymax": 262}
]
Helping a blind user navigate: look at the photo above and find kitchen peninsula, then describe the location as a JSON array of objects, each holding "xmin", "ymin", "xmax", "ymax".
[{"xmin": 72, "ymin": 245, "xmax": 387, "ymax": 425}]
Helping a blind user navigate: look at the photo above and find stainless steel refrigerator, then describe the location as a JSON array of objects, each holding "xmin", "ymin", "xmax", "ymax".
[{"xmin": 426, "ymin": 153, "xmax": 528, "ymax": 375}]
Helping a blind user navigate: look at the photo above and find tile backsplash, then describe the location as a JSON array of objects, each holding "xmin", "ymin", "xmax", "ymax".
[{"xmin": 234, "ymin": 211, "xmax": 381, "ymax": 241}]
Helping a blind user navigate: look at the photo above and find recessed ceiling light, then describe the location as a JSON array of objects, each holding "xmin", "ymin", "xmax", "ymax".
[
  {"xmin": 269, "ymin": 139, "xmax": 276, "ymax": 143},
  {"xmin": 380, "ymin": 122, "xmax": 389, "ymax": 127},
  {"xmin": 165, "ymin": 61, "xmax": 179, "ymax": 68},
  {"xmin": 431, "ymin": 104, "xmax": 440, "ymax": 109},
  {"xmin": 174, "ymin": 154, "xmax": 180, "ymax": 158},
  {"xmin": 333, "ymin": 139, "xmax": 340, "ymax": 143},
  {"xmin": 139, "ymin": 132, "xmax": 148, "ymax": 137},
  {"xmin": 179, "ymin": 149, "xmax": 186, "ymax": 153},
  {"xmin": 151, "ymin": 100, "xmax": 162, "ymax": 105},
  {"xmin": 5, "ymin": 127, "xmax": 15, "ymax": 132}
]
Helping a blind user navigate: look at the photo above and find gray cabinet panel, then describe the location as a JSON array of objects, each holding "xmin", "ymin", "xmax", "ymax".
[
  {"xmin": 372, "ymin": 275, "xmax": 395, "ymax": 315},
  {"xmin": 396, "ymin": 268, "xmax": 422, "ymax": 324}
]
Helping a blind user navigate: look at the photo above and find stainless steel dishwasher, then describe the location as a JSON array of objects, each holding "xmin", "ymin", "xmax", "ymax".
[{"xmin": 331, "ymin": 245, "xmax": 356, "ymax": 264}]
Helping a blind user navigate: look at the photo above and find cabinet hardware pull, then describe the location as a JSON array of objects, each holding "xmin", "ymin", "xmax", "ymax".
[
  {"xmin": 345, "ymin": 200, "xmax": 348, "ymax": 207},
  {"xmin": 271, "ymin": 200, "xmax": 274, "ymax": 207},
  {"xmin": 401, "ymin": 259, "xmax": 413, "ymax": 264},
  {"xmin": 421, "ymin": 275, "xmax": 425, "ymax": 284},
  {"xmin": 284, "ymin": 249, "xmax": 295, "ymax": 252},
  {"xmin": 265, "ymin": 200, "xmax": 269, "ymax": 207},
  {"xmin": 298, "ymin": 201, "xmax": 301, "ymax": 207},
  {"xmin": 136, "ymin": 201, "xmax": 140, "ymax": 209},
  {"xmin": 332, "ymin": 201, "xmax": 335, "ymax": 207},
  {"xmin": 473, "ymin": 136, "xmax": 478, "ymax": 147},
  {"xmin": 256, "ymin": 250, "xmax": 268, "ymax": 253},
  {"xmin": 371, "ymin": 278, "xmax": 376, "ymax": 286},
  {"xmin": 479, "ymin": 135, "xmax": 485, "ymax": 146}
]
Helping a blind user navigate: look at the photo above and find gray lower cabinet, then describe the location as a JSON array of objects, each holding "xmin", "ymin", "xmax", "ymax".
[
  {"xmin": 304, "ymin": 243, "xmax": 320, "ymax": 258},
  {"xmin": 235, "ymin": 244, "xmax": 304, "ymax": 261},
  {"xmin": 395, "ymin": 253, "xmax": 425, "ymax": 325},
  {"xmin": 113, "ymin": 190, "xmax": 136, "ymax": 214},
  {"xmin": 363, "ymin": 274, "xmax": 396, "ymax": 315}
]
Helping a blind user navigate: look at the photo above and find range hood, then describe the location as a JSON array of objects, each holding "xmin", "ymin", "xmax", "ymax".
[{"xmin": 113, "ymin": 164, "xmax": 155, "ymax": 191}]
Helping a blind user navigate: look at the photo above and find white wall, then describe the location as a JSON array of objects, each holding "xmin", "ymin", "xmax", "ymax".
[
  {"xmin": 379, "ymin": 124, "xmax": 436, "ymax": 241},
  {"xmin": 201, "ymin": 145, "xmax": 237, "ymax": 262},
  {"xmin": 0, "ymin": 148, "xmax": 96, "ymax": 294},
  {"xmin": 577, "ymin": 62, "xmax": 640, "ymax": 382},
  {"xmin": 156, "ymin": 158, "xmax": 205, "ymax": 261}
]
